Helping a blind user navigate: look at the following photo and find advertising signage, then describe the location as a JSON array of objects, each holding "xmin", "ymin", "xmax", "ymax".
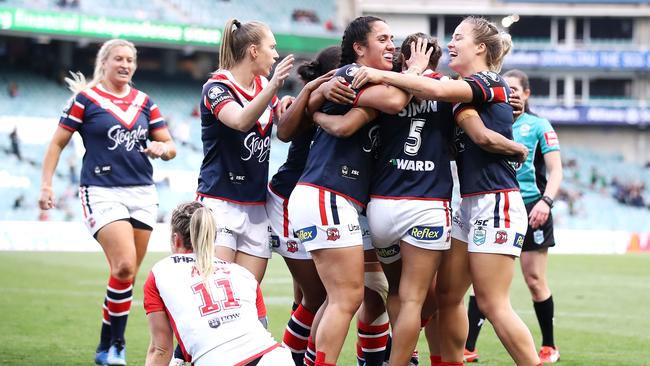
[
  {"xmin": 0, "ymin": 7, "xmax": 338, "ymax": 52},
  {"xmin": 535, "ymin": 105, "xmax": 650, "ymax": 127}
]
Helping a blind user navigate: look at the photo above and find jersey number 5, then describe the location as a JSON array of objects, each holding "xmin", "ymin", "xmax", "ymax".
[
  {"xmin": 191, "ymin": 278, "xmax": 241, "ymax": 317},
  {"xmin": 405, "ymin": 118, "xmax": 425, "ymax": 156}
]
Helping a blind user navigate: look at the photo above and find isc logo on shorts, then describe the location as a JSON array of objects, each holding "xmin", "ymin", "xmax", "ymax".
[
  {"xmin": 376, "ymin": 244, "xmax": 400, "ymax": 259},
  {"xmin": 409, "ymin": 226, "xmax": 444, "ymax": 241},
  {"xmin": 295, "ymin": 226, "xmax": 317, "ymax": 242}
]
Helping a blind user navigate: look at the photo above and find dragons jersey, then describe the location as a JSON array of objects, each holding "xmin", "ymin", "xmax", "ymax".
[
  {"xmin": 452, "ymin": 71, "xmax": 519, "ymax": 196},
  {"xmin": 58, "ymin": 85, "xmax": 167, "ymax": 186},
  {"xmin": 371, "ymin": 72, "xmax": 454, "ymax": 200},
  {"xmin": 513, "ymin": 112, "xmax": 560, "ymax": 204},
  {"xmin": 197, "ymin": 70, "xmax": 278, "ymax": 204},
  {"xmin": 143, "ymin": 254, "xmax": 275, "ymax": 363},
  {"xmin": 298, "ymin": 63, "xmax": 378, "ymax": 207},
  {"xmin": 269, "ymin": 126, "xmax": 316, "ymax": 199}
]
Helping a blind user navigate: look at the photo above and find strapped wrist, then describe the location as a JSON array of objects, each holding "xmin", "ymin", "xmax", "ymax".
[{"xmin": 541, "ymin": 195, "xmax": 554, "ymax": 208}]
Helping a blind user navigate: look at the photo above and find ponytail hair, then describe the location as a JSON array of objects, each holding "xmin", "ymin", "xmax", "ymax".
[
  {"xmin": 190, "ymin": 206, "xmax": 216, "ymax": 281},
  {"xmin": 339, "ymin": 16, "xmax": 384, "ymax": 67},
  {"xmin": 219, "ymin": 18, "xmax": 270, "ymax": 69},
  {"xmin": 297, "ymin": 46, "xmax": 341, "ymax": 82},
  {"xmin": 462, "ymin": 16, "xmax": 512, "ymax": 73},
  {"xmin": 65, "ymin": 39, "xmax": 137, "ymax": 95}
]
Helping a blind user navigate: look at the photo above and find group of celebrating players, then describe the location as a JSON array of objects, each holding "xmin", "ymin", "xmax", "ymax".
[{"xmin": 38, "ymin": 12, "xmax": 563, "ymax": 366}]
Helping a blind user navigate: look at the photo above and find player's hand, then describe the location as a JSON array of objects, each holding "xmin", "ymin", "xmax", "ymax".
[
  {"xmin": 38, "ymin": 185, "xmax": 56, "ymax": 210},
  {"xmin": 321, "ymin": 76, "xmax": 356, "ymax": 104},
  {"xmin": 304, "ymin": 70, "xmax": 336, "ymax": 93},
  {"xmin": 351, "ymin": 66, "xmax": 382, "ymax": 89},
  {"xmin": 515, "ymin": 142, "xmax": 528, "ymax": 163},
  {"xmin": 269, "ymin": 54, "xmax": 295, "ymax": 90},
  {"xmin": 509, "ymin": 91, "xmax": 524, "ymax": 118},
  {"xmin": 144, "ymin": 141, "xmax": 168, "ymax": 159},
  {"xmin": 529, "ymin": 200, "xmax": 550, "ymax": 228},
  {"xmin": 279, "ymin": 95, "xmax": 295, "ymax": 115},
  {"xmin": 405, "ymin": 37, "xmax": 433, "ymax": 74}
]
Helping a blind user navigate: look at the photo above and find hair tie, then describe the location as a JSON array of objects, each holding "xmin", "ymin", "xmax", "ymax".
[{"xmin": 233, "ymin": 20, "xmax": 241, "ymax": 31}]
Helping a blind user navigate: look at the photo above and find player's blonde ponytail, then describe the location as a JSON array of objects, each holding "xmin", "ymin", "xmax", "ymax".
[
  {"xmin": 65, "ymin": 39, "xmax": 137, "ymax": 95},
  {"xmin": 190, "ymin": 206, "xmax": 216, "ymax": 281},
  {"xmin": 462, "ymin": 16, "xmax": 512, "ymax": 73},
  {"xmin": 218, "ymin": 18, "xmax": 269, "ymax": 70}
]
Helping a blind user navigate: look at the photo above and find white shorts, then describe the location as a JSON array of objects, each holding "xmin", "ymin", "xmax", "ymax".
[
  {"xmin": 288, "ymin": 185, "xmax": 365, "ymax": 252},
  {"xmin": 266, "ymin": 185, "xmax": 311, "ymax": 260},
  {"xmin": 367, "ymin": 198, "xmax": 452, "ymax": 264},
  {"xmin": 451, "ymin": 191, "xmax": 528, "ymax": 257},
  {"xmin": 199, "ymin": 197, "xmax": 271, "ymax": 259},
  {"xmin": 195, "ymin": 343, "xmax": 293, "ymax": 366},
  {"xmin": 79, "ymin": 185, "xmax": 158, "ymax": 236},
  {"xmin": 359, "ymin": 214, "xmax": 373, "ymax": 251}
]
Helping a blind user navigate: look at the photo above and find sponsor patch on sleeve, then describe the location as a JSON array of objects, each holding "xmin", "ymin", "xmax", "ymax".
[{"xmin": 544, "ymin": 131, "xmax": 559, "ymax": 147}]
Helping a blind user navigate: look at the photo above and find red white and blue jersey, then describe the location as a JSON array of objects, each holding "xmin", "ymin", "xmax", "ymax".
[
  {"xmin": 197, "ymin": 70, "xmax": 278, "ymax": 204},
  {"xmin": 58, "ymin": 85, "xmax": 167, "ymax": 187},
  {"xmin": 452, "ymin": 71, "xmax": 519, "ymax": 197},
  {"xmin": 143, "ymin": 254, "xmax": 275, "ymax": 363},
  {"xmin": 371, "ymin": 72, "xmax": 454, "ymax": 201},
  {"xmin": 297, "ymin": 64, "xmax": 378, "ymax": 207},
  {"xmin": 269, "ymin": 126, "xmax": 316, "ymax": 199}
]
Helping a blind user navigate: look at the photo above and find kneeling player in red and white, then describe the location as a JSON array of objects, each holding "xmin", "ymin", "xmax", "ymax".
[{"xmin": 143, "ymin": 201, "xmax": 293, "ymax": 366}]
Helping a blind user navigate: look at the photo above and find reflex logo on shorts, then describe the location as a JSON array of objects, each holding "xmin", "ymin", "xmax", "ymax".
[
  {"xmin": 409, "ymin": 226, "xmax": 444, "ymax": 241},
  {"xmin": 376, "ymin": 244, "xmax": 400, "ymax": 259},
  {"xmin": 295, "ymin": 226, "xmax": 317, "ymax": 242},
  {"xmin": 473, "ymin": 227, "xmax": 486, "ymax": 245},
  {"xmin": 513, "ymin": 233, "xmax": 525, "ymax": 248}
]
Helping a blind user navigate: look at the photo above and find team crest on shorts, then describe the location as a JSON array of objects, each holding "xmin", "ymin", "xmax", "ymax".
[
  {"xmin": 326, "ymin": 227, "xmax": 340, "ymax": 241},
  {"xmin": 473, "ymin": 227, "xmax": 486, "ymax": 245},
  {"xmin": 494, "ymin": 230, "xmax": 508, "ymax": 244},
  {"xmin": 286, "ymin": 240, "xmax": 299, "ymax": 253}
]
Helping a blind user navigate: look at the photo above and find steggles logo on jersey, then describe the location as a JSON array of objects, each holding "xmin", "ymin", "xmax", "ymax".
[
  {"xmin": 107, "ymin": 124, "xmax": 147, "ymax": 151},
  {"xmin": 241, "ymin": 132, "xmax": 271, "ymax": 163}
]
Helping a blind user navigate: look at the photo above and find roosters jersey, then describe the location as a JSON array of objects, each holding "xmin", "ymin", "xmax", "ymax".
[
  {"xmin": 298, "ymin": 64, "xmax": 378, "ymax": 207},
  {"xmin": 513, "ymin": 112, "xmax": 560, "ymax": 204},
  {"xmin": 143, "ymin": 254, "xmax": 276, "ymax": 364},
  {"xmin": 58, "ymin": 85, "xmax": 167, "ymax": 187},
  {"xmin": 452, "ymin": 71, "xmax": 519, "ymax": 196},
  {"xmin": 197, "ymin": 70, "xmax": 278, "ymax": 204},
  {"xmin": 269, "ymin": 126, "xmax": 316, "ymax": 199},
  {"xmin": 371, "ymin": 72, "xmax": 454, "ymax": 200}
]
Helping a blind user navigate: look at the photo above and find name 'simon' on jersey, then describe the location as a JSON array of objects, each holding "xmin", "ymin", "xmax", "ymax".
[
  {"xmin": 398, "ymin": 100, "xmax": 438, "ymax": 118},
  {"xmin": 107, "ymin": 124, "xmax": 147, "ymax": 151},
  {"xmin": 241, "ymin": 132, "xmax": 270, "ymax": 163}
]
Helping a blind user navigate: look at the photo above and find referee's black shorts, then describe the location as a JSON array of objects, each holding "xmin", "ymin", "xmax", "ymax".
[{"xmin": 522, "ymin": 198, "xmax": 556, "ymax": 252}]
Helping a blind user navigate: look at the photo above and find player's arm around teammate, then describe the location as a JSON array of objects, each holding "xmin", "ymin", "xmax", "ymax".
[{"xmin": 39, "ymin": 39, "xmax": 176, "ymax": 365}]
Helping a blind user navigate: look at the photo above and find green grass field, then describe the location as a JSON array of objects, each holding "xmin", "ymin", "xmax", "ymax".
[{"xmin": 0, "ymin": 251, "xmax": 649, "ymax": 365}]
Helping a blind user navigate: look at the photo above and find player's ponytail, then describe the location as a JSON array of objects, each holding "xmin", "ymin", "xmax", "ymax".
[
  {"xmin": 190, "ymin": 206, "xmax": 216, "ymax": 281},
  {"xmin": 219, "ymin": 18, "xmax": 269, "ymax": 70},
  {"xmin": 64, "ymin": 39, "xmax": 137, "ymax": 95},
  {"xmin": 462, "ymin": 16, "xmax": 511, "ymax": 73},
  {"xmin": 297, "ymin": 46, "xmax": 340, "ymax": 82}
]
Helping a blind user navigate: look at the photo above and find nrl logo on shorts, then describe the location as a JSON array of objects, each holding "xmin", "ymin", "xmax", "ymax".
[
  {"xmin": 286, "ymin": 240, "xmax": 299, "ymax": 253},
  {"xmin": 326, "ymin": 227, "xmax": 340, "ymax": 241},
  {"xmin": 473, "ymin": 227, "xmax": 486, "ymax": 246}
]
